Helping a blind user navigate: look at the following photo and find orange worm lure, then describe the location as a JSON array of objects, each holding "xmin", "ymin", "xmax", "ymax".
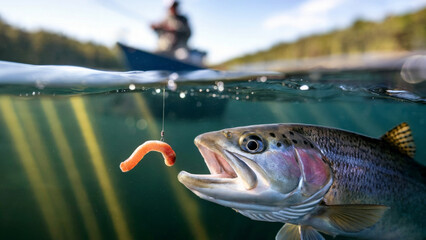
[{"xmin": 120, "ymin": 140, "xmax": 176, "ymax": 172}]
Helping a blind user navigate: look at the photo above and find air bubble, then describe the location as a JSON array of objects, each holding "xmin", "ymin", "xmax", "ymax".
[
  {"xmin": 258, "ymin": 76, "xmax": 267, "ymax": 82},
  {"xmin": 169, "ymin": 72, "xmax": 179, "ymax": 81},
  {"xmin": 300, "ymin": 85, "xmax": 309, "ymax": 91},
  {"xmin": 136, "ymin": 119, "xmax": 148, "ymax": 130},
  {"xmin": 216, "ymin": 81, "xmax": 224, "ymax": 92},
  {"xmin": 167, "ymin": 79, "xmax": 177, "ymax": 91},
  {"xmin": 36, "ymin": 80, "xmax": 45, "ymax": 90}
]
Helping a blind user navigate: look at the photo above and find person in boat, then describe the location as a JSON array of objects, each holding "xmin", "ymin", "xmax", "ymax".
[{"xmin": 151, "ymin": 1, "xmax": 191, "ymax": 60}]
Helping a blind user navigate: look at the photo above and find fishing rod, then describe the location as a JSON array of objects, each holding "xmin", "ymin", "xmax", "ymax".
[{"xmin": 93, "ymin": 0, "xmax": 152, "ymax": 23}]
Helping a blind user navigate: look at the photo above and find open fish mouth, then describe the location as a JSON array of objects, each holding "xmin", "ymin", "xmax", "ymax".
[{"xmin": 178, "ymin": 139, "xmax": 257, "ymax": 194}]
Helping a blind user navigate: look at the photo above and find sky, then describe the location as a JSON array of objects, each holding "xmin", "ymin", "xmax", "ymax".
[{"xmin": 0, "ymin": 0, "xmax": 425, "ymax": 64}]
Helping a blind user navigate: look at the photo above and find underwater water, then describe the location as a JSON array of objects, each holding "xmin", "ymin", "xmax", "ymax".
[{"xmin": 0, "ymin": 61, "xmax": 424, "ymax": 240}]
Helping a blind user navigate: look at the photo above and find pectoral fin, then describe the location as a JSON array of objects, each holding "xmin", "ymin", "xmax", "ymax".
[
  {"xmin": 319, "ymin": 204, "xmax": 389, "ymax": 233},
  {"xmin": 276, "ymin": 223, "xmax": 325, "ymax": 240},
  {"xmin": 300, "ymin": 226, "xmax": 325, "ymax": 240}
]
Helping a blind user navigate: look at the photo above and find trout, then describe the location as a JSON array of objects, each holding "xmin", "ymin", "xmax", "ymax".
[{"xmin": 178, "ymin": 123, "xmax": 425, "ymax": 239}]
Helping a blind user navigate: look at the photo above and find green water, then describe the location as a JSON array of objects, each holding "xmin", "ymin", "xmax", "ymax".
[{"xmin": 0, "ymin": 66, "xmax": 425, "ymax": 239}]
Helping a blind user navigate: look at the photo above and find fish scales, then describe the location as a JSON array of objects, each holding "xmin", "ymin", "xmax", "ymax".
[
  {"xmin": 290, "ymin": 125, "xmax": 425, "ymax": 202},
  {"xmin": 178, "ymin": 123, "xmax": 426, "ymax": 239},
  {"xmin": 288, "ymin": 125, "xmax": 426, "ymax": 238}
]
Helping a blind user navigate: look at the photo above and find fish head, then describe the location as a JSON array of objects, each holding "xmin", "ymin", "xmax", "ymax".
[{"xmin": 178, "ymin": 124, "xmax": 333, "ymax": 215}]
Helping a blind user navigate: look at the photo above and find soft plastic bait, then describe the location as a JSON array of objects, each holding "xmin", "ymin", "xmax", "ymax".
[{"xmin": 120, "ymin": 140, "xmax": 176, "ymax": 172}]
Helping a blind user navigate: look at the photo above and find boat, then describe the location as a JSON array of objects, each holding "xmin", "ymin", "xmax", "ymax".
[
  {"xmin": 117, "ymin": 42, "xmax": 227, "ymax": 119},
  {"xmin": 117, "ymin": 42, "xmax": 206, "ymax": 71}
]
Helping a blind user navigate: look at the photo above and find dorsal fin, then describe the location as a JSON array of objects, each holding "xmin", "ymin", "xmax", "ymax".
[{"xmin": 381, "ymin": 122, "xmax": 416, "ymax": 158}]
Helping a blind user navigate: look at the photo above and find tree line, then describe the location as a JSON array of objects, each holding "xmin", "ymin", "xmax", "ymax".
[
  {"xmin": 217, "ymin": 8, "xmax": 425, "ymax": 69},
  {"xmin": 0, "ymin": 18, "xmax": 124, "ymax": 70}
]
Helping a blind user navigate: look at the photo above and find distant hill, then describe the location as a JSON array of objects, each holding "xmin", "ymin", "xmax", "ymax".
[
  {"xmin": 0, "ymin": 18, "xmax": 124, "ymax": 70},
  {"xmin": 217, "ymin": 8, "xmax": 426, "ymax": 69}
]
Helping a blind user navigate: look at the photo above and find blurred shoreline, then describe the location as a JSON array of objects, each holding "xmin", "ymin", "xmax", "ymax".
[
  {"xmin": 216, "ymin": 8, "xmax": 425, "ymax": 72},
  {"xmin": 226, "ymin": 51, "xmax": 426, "ymax": 72}
]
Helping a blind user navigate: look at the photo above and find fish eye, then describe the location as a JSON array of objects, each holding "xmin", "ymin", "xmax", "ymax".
[
  {"xmin": 239, "ymin": 133, "xmax": 265, "ymax": 153},
  {"xmin": 247, "ymin": 139, "xmax": 259, "ymax": 151}
]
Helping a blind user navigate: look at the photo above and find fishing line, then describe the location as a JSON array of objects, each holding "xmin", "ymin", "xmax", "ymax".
[
  {"xmin": 94, "ymin": 0, "xmax": 150, "ymax": 23},
  {"xmin": 160, "ymin": 86, "xmax": 165, "ymax": 141}
]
